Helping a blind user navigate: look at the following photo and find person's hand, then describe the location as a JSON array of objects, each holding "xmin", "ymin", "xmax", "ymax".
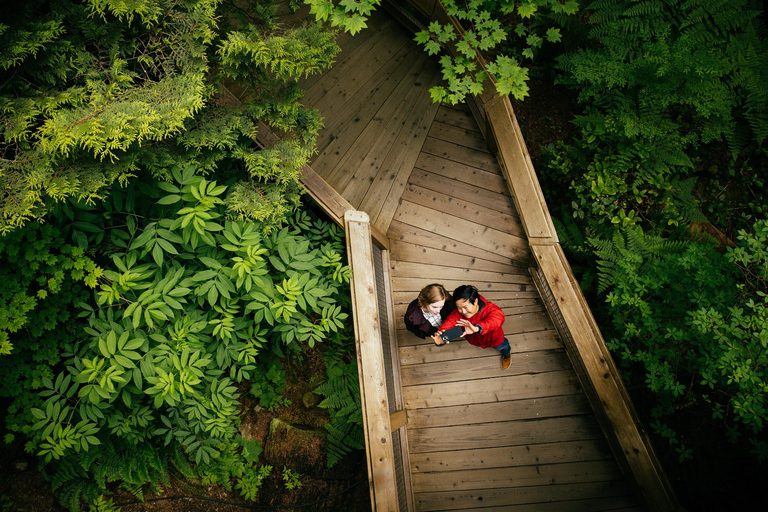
[
  {"xmin": 432, "ymin": 331, "xmax": 446, "ymax": 346},
  {"xmin": 456, "ymin": 319, "xmax": 479, "ymax": 336}
]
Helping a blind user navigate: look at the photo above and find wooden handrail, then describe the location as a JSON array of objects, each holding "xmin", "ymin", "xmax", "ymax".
[{"xmin": 345, "ymin": 210, "xmax": 399, "ymax": 512}]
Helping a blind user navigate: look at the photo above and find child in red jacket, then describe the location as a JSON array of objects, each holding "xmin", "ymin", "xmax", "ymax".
[{"xmin": 431, "ymin": 285, "xmax": 512, "ymax": 370}]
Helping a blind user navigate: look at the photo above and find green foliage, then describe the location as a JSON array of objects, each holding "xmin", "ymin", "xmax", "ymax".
[
  {"xmin": 46, "ymin": 440, "xmax": 173, "ymax": 511},
  {"xmin": 88, "ymin": 496, "xmax": 121, "ymax": 512},
  {"xmin": 314, "ymin": 354, "xmax": 363, "ymax": 467},
  {"xmin": 593, "ymin": 220, "xmax": 768, "ymax": 456},
  {"xmin": 545, "ymin": 110, "xmax": 707, "ymax": 229},
  {"xmin": 540, "ymin": 0, "xmax": 768, "ymax": 471},
  {"xmin": 305, "ymin": 0, "xmax": 381, "ymax": 35},
  {"xmin": 249, "ymin": 360, "xmax": 291, "ymax": 410},
  {"xmin": 558, "ymin": 0, "xmax": 768, "ymax": 156},
  {"xmin": 0, "ymin": 221, "xmax": 101, "ymax": 441},
  {"xmin": 413, "ymin": 0, "xmax": 579, "ymax": 103},
  {"xmin": 282, "ymin": 466, "xmax": 302, "ymax": 490},
  {"xmin": 235, "ymin": 464, "xmax": 273, "ymax": 501},
  {"xmin": 30, "ymin": 169, "xmax": 351, "ymax": 501},
  {"xmin": 0, "ymin": 0, "xmax": 340, "ymax": 233}
]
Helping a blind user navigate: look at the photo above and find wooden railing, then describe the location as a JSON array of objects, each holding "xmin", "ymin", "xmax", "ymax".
[
  {"xmin": 345, "ymin": 211, "xmax": 399, "ymax": 512},
  {"xmin": 397, "ymin": 1, "xmax": 679, "ymax": 510}
]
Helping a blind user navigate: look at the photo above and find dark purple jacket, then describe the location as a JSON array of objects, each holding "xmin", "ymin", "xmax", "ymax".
[{"xmin": 404, "ymin": 298, "xmax": 455, "ymax": 339}]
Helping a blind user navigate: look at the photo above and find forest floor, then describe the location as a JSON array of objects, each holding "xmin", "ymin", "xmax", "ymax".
[{"xmin": 0, "ymin": 345, "xmax": 370, "ymax": 512}]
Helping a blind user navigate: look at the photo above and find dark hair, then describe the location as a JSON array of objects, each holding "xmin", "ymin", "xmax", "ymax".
[{"xmin": 452, "ymin": 285, "xmax": 479, "ymax": 304}]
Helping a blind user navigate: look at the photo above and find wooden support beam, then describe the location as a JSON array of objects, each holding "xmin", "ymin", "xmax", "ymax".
[{"xmin": 345, "ymin": 211, "xmax": 398, "ymax": 512}]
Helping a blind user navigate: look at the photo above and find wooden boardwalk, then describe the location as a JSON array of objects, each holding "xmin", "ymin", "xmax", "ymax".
[
  {"xmin": 388, "ymin": 102, "xmax": 643, "ymax": 512},
  {"xmin": 290, "ymin": 4, "xmax": 648, "ymax": 511}
]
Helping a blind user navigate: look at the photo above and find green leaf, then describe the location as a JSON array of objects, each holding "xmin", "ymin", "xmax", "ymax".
[
  {"xmin": 152, "ymin": 243, "xmax": 164, "ymax": 266},
  {"xmin": 158, "ymin": 195, "xmax": 182, "ymax": 205}
]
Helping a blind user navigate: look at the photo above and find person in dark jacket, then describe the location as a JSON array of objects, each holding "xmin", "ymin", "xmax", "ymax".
[
  {"xmin": 432, "ymin": 284, "xmax": 511, "ymax": 370},
  {"xmin": 403, "ymin": 284, "xmax": 455, "ymax": 339}
]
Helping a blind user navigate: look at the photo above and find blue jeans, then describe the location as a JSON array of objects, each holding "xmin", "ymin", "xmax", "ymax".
[{"xmin": 492, "ymin": 337, "xmax": 511, "ymax": 357}]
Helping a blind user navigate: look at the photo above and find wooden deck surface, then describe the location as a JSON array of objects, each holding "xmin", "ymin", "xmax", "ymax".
[{"xmin": 289, "ymin": 4, "xmax": 647, "ymax": 511}]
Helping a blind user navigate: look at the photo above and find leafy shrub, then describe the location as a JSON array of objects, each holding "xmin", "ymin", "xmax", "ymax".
[
  {"xmin": 414, "ymin": 0, "xmax": 578, "ymax": 103},
  {"xmin": 31, "ymin": 168, "xmax": 351, "ymax": 507},
  {"xmin": 307, "ymin": 0, "xmax": 578, "ymax": 104},
  {"xmin": 0, "ymin": 222, "xmax": 101, "ymax": 441},
  {"xmin": 558, "ymin": 0, "xmax": 768, "ymax": 156},
  {"xmin": 88, "ymin": 496, "xmax": 121, "ymax": 512},
  {"xmin": 0, "ymin": 0, "xmax": 339, "ymax": 232},
  {"xmin": 235, "ymin": 464, "xmax": 273, "ymax": 501},
  {"xmin": 592, "ymin": 221, "xmax": 768, "ymax": 458},
  {"xmin": 249, "ymin": 360, "xmax": 291, "ymax": 411}
]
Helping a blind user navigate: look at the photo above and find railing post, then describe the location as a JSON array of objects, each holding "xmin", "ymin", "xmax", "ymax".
[{"xmin": 345, "ymin": 210, "xmax": 399, "ymax": 512}]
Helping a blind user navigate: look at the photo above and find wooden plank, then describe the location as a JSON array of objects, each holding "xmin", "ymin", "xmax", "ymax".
[
  {"xmin": 397, "ymin": 330, "xmax": 560, "ymax": 361},
  {"xmin": 412, "ymin": 459, "xmax": 624, "ymax": 492},
  {"xmin": 391, "ymin": 277, "xmax": 533, "ymax": 294},
  {"xmin": 297, "ymin": 10, "xmax": 383, "ymax": 92},
  {"xmin": 344, "ymin": 211, "xmax": 398, "ymax": 512},
  {"xmin": 393, "ymin": 200, "xmax": 528, "ymax": 262},
  {"xmin": 312, "ymin": 45, "xmax": 422, "ymax": 168},
  {"xmin": 428, "ymin": 120, "xmax": 490, "ymax": 153},
  {"xmin": 390, "ymin": 410, "xmax": 407, "ymax": 430},
  {"xmin": 434, "ymin": 104, "xmax": 482, "ymax": 133},
  {"xmin": 532, "ymin": 243, "xmax": 675, "ymax": 511},
  {"xmin": 390, "ymin": 261, "xmax": 532, "ymax": 285},
  {"xmin": 389, "ymin": 240, "xmax": 524, "ymax": 274},
  {"xmin": 368, "ymin": 85, "xmax": 443, "ymax": 233},
  {"xmin": 409, "ymin": 438, "xmax": 610, "ymax": 472},
  {"xmin": 408, "ymin": 393, "xmax": 590, "ymax": 429},
  {"xmin": 414, "ymin": 481, "xmax": 634, "ymax": 512},
  {"xmin": 421, "ymin": 136, "xmax": 499, "ymax": 172},
  {"xmin": 484, "ymin": 95, "xmax": 558, "ymax": 241},
  {"xmin": 407, "ymin": 414, "xmax": 603, "ymax": 453},
  {"xmin": 409, "ymin": 168, "xmax": 516, "ymax": 216},
  {"xmin": 324, "ymin": 52, "xmax": 436, "ymax": 192},
  {"xmin": 341, "ymin": 63, "xmax": 440, "ymax": 210},
  {"xmin": 400, "ymin": 349, "xmax": 571, "ymax": 386},
  {"xmin": 403, "ymin": 370, "xmax": 583, "ymax": 409},
  {"xmin": 414, "ymin": 152, "xmax": 507, "ymax": 195},
  {"xmin": 388, "ymin": 220, "xmax": 520, "ymax": 266},
  {"xmin": 309, "ymin": 28, "xmax": 411, "ymax": 123},
  {"xmin": 401, "ymin": 184, "xmax": 524, "ymax": 238},
  {"xmin": 356, "ymin": 65, "xmax": 442, "ymax": 219},
  {"xmin": 380, "ymin": 250, "xmax": 416, "ymax": 512},
  {"xmin": 302, "ymin": 16, "xmax": 397, "ymax": 108},
  {"xmin": 439, "ymin": 495, "xmax": 643, "ymax": 512},
  {"xmin": 249, "ymin": 120, "xmax": 392, "ymax": 248}
]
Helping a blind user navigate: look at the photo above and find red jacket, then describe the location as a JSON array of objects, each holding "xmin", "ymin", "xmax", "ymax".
[{"xmin": 439, "ymin": 295, "xmax": 505, "ymax": 348}]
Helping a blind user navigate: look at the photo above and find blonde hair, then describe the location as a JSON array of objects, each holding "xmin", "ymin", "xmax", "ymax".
[{"xmin": 417, "ymin": 284, "xmax": 449, "ymax": 310}]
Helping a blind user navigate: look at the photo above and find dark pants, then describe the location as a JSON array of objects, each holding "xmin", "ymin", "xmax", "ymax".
[{"xmin": 492, "ymin": 337, "xmax": 511, "ymax": 356}]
